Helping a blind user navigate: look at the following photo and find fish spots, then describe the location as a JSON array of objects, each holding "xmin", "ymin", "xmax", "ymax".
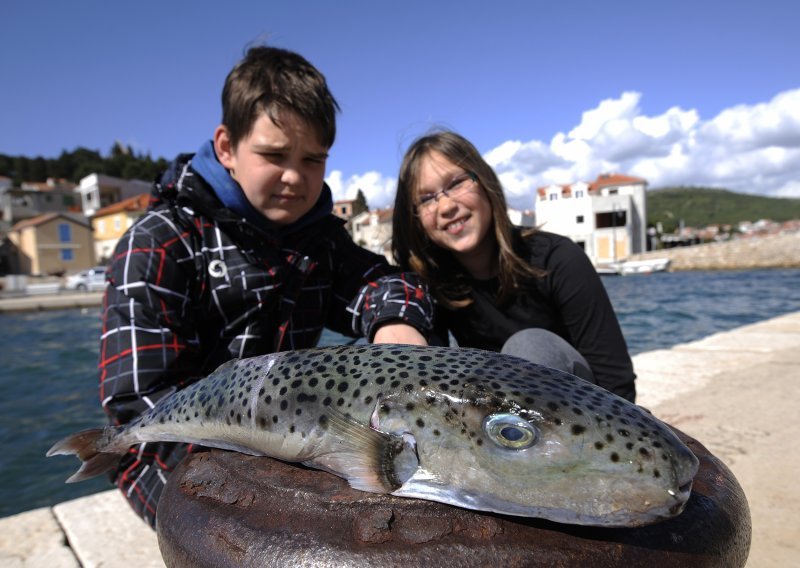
[{"xmin": 571, "ymin": 425, "xmax": 586, "ymax": 436}]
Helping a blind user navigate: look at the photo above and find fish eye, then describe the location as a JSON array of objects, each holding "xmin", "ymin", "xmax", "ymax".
[{"xmin": 483, "ymin": 414, "xmax": 538, "ymax": 449}]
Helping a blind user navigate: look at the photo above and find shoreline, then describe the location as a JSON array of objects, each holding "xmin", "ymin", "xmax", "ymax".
[
  {"xmin": 0, "ymin": 291, "xmax": 103, "ymax": 313},
  {"xmin": 1, "ymin": 311, "xmax": 798, "ymax": 566}
]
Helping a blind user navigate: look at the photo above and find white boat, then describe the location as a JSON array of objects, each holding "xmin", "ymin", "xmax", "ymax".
[{"xmin": 597, "ymin": 258, "xmax": 671, "ymax": 276}]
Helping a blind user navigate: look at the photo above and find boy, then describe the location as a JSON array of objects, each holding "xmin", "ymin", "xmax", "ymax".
[{"xmin": 100, "ymin": 45, "xmax": 431, "ymax": 528}]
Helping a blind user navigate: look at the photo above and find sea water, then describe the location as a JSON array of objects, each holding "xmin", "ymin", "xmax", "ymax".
[{"xmin": 1, "ymin": 267, "xmax": 798, "ymax": 518}]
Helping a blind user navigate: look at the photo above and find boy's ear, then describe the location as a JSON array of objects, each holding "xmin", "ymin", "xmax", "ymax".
[{"xmin": 213, "ymin": 125, "xmax": 236, "ymax": 170}]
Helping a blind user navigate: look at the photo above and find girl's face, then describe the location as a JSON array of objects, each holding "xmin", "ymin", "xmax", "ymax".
[{"xmin": 414, "ymin": 151, "xmax": 496, "ymax": 275}]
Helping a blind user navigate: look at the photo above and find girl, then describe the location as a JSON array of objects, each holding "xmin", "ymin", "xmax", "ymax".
[{"xmin": 391, "ymin": 130, "xmax": 636, "ymax": 401}]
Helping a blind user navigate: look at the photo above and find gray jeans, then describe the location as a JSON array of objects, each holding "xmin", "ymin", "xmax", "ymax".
[{"xmin": 500, "ymin": 328, "xmax": 596, "ymax": 383}]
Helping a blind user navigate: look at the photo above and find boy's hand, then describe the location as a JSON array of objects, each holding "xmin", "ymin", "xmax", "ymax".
[{"xmin": 372, "ymin": 323, "xmax": 428, "ymax": 346}]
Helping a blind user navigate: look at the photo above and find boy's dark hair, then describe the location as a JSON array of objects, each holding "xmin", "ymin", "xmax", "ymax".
[{"xmin": 221, "ymin": 45, "xmax": 340, "ymax": 149}]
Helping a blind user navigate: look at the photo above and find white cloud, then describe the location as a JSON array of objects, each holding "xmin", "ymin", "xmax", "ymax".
[
  {"xmin": 326, "ymin": 170, "xmax": 397, "ymax": 210},
  {"xmin": 333, "ymin": 88, "xmax": 800, "ymax": 211},
  {"xmin": 490, "ymin": 88, "xmax": 800, "ymax": 209}
]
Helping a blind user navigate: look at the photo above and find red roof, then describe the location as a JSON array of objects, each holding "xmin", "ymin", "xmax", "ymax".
[
  {"xmin": 589, "ymin": 173, "xmax": 646, "ymax": 190},
  {"xmin": 11, "ymin": 212, "xmax": 90, "ymax": 231},
  {"xmin": 93, "ymin": 193, "xmax": 151, "ymax": 217},
  {"xmin": 538, "ymin": 173, "xmax": 646, "ymax": 197}
]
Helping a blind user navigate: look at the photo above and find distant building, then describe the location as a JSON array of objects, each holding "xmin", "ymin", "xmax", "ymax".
[
  {"xmin": 508, "ymin": 208, "xmax": 536, "ymax": 227},
  {"xmin": 91, "ymin": 193, "xmax": 151, "ymax": 263},
  {"xmin": 333, "ymin": 199, "xmax": 357, "ymax": 221},
  {"xmin": 8, "ymin": 213, "xmax": 94, "ymax": 275},
  {"xmin": 0, "ymin": 178, "xmax": 81, "ymax": 233},
  {"xmin": 535, "ymin": 173, "xmax": 647, "ymax": 265},
  {"xmin": 77, "ymin": 173, "xmax": 151, "ymax": 216},
  {"xmin": 350, "ymin": 208, "xmax": 394, "ymax": 259}
]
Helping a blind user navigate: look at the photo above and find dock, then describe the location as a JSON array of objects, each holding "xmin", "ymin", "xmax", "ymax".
[
  {"xmin": 1, "ymin": 310, "xmax": 798, "ymax": 567},
  {"xmin": 0, "ymin": 291, "xmax": 103, "ymax": 314}
]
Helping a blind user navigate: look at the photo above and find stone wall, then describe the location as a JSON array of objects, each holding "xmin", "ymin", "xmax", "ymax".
[{"xmin": 627, "ymin": 230, "xmax": 800, "ymax": 271}]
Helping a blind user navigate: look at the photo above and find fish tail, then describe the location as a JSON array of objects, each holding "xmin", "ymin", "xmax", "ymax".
[{"xmin": 46, "ymin": 427, "xmax": 124, "ymax": 483}]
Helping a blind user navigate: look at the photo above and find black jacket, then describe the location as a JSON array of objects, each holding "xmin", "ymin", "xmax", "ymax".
[
  {"xmin": 100, "ymin": 154, "xmax": 432, "ymax": 527},
  {"xmin": 433, "ymin": 230, "xmax": 636, "ymax": 402}
]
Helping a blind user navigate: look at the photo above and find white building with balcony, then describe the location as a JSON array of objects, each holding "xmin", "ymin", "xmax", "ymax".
[
  {"xmin": 77, "ymin": 173, "xmax": 151, "ymax": 216},
  {"xmin": 535, "ymin": 173, "xmax": 648, "ymax": 266}
]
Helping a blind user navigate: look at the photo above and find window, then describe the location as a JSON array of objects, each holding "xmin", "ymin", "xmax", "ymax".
[
  {"xmin": 58, "ymin": 223, "xmax": 72, "ymax": 243},
  {"xmin": 576, "ymin": 215, "xmax": 584, "ymax": 224},
  {"xmin": 61, "ymin": 248, "xmax": 74, "ymax": 261},
  {"xmin": 114, "ymin": 217, "xmax": 122, "ymax": 231},
  {"xmin": 548, "ymin": 193, "xmax": 558, "ymax": 201},
  {"xmin": 575, "ymin": 190, "xmax": 584, "ymax": 198},
  {"xmin": 595, "ymin": 210, "xmax": 627, "ymax": 229}
]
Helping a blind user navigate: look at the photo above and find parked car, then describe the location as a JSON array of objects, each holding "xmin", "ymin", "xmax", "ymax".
[{"xmin": 64, "ymin": 266, "xmax": 108, "ymax": 292}]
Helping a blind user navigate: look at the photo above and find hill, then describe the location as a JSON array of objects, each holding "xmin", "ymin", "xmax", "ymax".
[
  {"xmin": 0, "ymin": 143, "xmax": 169, "ymax": 186},
  {"xmin": 647, "ymin": 187, "xmax": 800, "ymax": 233}
]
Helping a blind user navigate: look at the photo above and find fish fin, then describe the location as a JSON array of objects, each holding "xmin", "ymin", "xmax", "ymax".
[
  {"xmin": 306, "ymin": 409, "xmax": 419, "ymax": 494},
  {"xmin": 46, "ymin": 428, "xmax": 124, "ymax": 483}
]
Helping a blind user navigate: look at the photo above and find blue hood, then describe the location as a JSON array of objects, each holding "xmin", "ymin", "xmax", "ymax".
[{"xmin": 190, "ymin": 140, "xmax": 333, "ymax": 237}]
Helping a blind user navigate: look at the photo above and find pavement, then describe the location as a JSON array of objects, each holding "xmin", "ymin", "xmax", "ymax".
[
  {"xmin": 1, "ymin": 310, "xmax": 798, "ymax": 567},
  {"xmin": 0, "ymin": 291, "xmax": 103, "ymax": 313}
]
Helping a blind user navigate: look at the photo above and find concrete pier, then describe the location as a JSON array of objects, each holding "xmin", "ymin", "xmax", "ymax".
[
  {"xmin": 2, "ymin": 310, "xmax": 798, "ymax": 567},
  {"xmin": 0, "ymin": 291, "xmax": 103, "ymax": 314}
]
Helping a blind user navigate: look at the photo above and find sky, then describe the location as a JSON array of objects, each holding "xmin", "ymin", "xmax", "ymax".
[{"xmin": 3, "ymin": 0, "xmax": 800, "ymax": 211}]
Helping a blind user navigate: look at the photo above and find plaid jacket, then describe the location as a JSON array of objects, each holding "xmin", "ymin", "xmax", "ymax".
[{"xmin": 99, "ymin": 156, "xmax": 431, "ymax": 527}]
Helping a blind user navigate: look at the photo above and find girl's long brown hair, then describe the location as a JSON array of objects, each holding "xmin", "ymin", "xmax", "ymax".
[{"xmin": 391, "ymin": 130, "xmax": 544, "ymax": 309}]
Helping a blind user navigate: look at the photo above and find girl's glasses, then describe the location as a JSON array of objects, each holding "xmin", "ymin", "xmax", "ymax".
[{"xmin": 415, "ymin": 171, "xmax": 478, "ymax": 214}]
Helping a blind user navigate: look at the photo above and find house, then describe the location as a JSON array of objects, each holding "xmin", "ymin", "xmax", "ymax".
[
  {"xmin": 92, "ymin": 193, "xmax": 151, "ymax": 263},
  {"xmin": 1, "ymin": 178, "xmax": 81, "ymax": 233},
  {"xmin": 333, "ymin": 199, "xmax": 357, "ymax": 221},
  {"xmin": 8, "ymin": 213, "xmax": 94, "ymax": 275},
  {"xmin": 535, "ymin": 173, "xmax": 647, "ymax": 265},
  {"xmin": 77, "ymin": 173, "xmax": 151, "ymax": 216},
  {"xmin": 350, "ymin": 208, "xmax": 394, "ymax": 259}
]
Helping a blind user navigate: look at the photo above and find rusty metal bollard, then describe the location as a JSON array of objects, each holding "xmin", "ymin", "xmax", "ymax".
[{"xmin": 156, "ymin": 429, "xmax": 750, "ymax": 567}]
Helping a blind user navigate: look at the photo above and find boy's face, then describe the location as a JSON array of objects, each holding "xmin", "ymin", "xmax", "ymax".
[{"xmin": 214, "ymin": 111, "xmax": 329, "ymax": 226}]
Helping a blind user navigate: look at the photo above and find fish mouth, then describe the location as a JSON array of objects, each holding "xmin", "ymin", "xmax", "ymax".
[{"xmin": 674, "ymin": 479, "xmax": 694, "ymax": 502}]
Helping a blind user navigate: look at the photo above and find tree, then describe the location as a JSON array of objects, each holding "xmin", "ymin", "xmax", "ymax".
[{"xmin": 353, "ymin": 189, "xmax": 369, "ymax": 215}]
